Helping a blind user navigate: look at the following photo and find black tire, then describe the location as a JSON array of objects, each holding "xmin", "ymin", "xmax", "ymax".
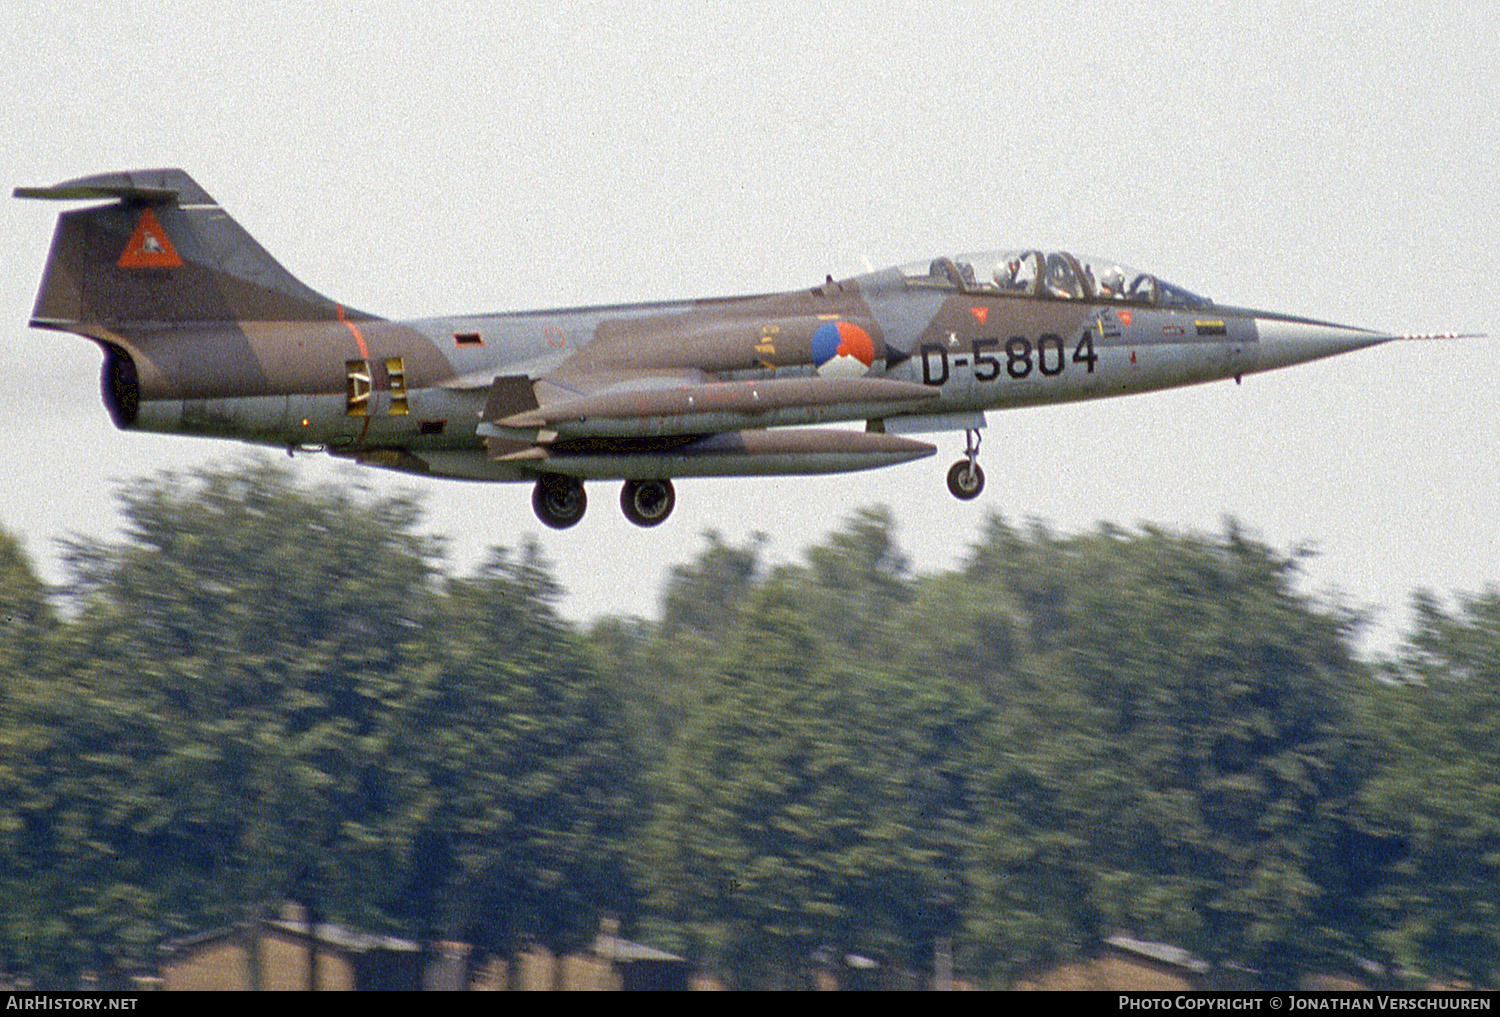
[
  {"xmin": 946, "ymin": 460, "xmax": 985, "ymax": 500},
  {"xmin": 532, "ymin": 474, "xmax": 587, "ymax": 529},
  {"xmin": 621, "ymin": 478, "xmax": 675, "ymax": 527}
]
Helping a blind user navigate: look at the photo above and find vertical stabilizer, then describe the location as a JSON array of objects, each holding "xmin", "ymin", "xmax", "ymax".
[{"xmin": 15, "ymin": 169, "xmax": 366, "ymax": 331}]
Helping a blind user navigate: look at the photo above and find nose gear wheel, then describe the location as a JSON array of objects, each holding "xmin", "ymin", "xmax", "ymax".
[{"xmin": 946, "ymin": 428, "xmax": 985, "ymax": 500}]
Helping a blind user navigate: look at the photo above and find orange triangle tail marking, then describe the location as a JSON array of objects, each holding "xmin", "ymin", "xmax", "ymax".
[
  {"xmin": 970, "ymin": 306, "xmax": 988, "ymax": 325},
  {"xmin": 118, "ymin": 207, "xmax": 184, "ymax": 269}
]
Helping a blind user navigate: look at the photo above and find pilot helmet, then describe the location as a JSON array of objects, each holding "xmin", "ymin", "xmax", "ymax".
[{"xmin": 1098, "ymin": 265, "xmax": 1126, "ymax": 293}]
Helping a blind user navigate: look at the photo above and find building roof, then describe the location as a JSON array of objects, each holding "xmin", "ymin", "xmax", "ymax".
[
  {"xmin": 593, "ymin": 934, "xmax": 685, "ymax": 964},
  {"xmin": 263, "ymin": 919, "xmax": 420, "ymax": 953},
  {"xmin": 162, "ymin": 918, "xmax": 419, "ymax": 961},
  {"xmin": 1105, "ymin": 934, "xmax": 1212, "ymax": 975}
]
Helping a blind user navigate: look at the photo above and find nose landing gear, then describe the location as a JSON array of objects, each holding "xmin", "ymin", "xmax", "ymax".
[{"xmin": 946, "ymin": 428, "xmax": 985, "ymax": 500}]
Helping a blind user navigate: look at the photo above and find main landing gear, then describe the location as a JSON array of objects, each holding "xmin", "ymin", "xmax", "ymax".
[
  {"xmin": 530, "ymin": 476, "xmax": 677, "ymax": 529},
  {"xmin": 532, "ymin": 474, "xmax": 587, "ymax": 529},
  {"xmin": 621, "ymin": 479, "xmax": 675, "ymax": 527},
  {"xmin": 946, "ymin": 428, "xmax": 985, "ymax": 500}
]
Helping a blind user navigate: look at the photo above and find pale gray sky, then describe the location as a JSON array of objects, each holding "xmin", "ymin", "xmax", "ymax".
[{"xmin": 3, "ymin": 1, "xmax": 1495, "ymax": 652}]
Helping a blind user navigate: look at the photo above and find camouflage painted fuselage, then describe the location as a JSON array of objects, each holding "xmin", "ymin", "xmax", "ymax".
[{"xmin": 19, "ymin": 169, "xmax": 1394, "ymax": 524}]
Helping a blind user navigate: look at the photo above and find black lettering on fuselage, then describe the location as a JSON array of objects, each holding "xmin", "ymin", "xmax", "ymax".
[{"xmin": 921, "ymin": 343, "xmax": 949, "ymax": 386}]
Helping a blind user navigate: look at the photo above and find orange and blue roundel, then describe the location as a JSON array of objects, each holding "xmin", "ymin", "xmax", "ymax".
[{"xmin": 812, "ymin": 321, "xmax": 876, "ymax": 377}]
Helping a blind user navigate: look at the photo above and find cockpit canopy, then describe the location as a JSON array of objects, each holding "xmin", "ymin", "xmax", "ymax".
[{"xmin": 899, "ymin": 250, "xmax": 1212, "ymax": 310}]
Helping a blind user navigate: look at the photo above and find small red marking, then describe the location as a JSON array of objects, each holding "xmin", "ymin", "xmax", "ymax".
[
  {"xmin": 1118, "ymin": 309, "xmax": 1133, "ymax": 327},
  {"xmin": 1130, "ymin": 350, "xmax": 1138, "ymax": 364},
  {"xmin": 117, "ymin": 207, "xmax": 183, "ymax": 269},
  {"xmin": 544, "ymin": 325, "xmax": 567, "ymax": 348},
  {"xmin": 970, "ymin": 306, "xmax": 988, "ymax": 325}
]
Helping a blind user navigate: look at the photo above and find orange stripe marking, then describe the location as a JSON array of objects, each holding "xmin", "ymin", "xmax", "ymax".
[{"xmin": 337, "ymin": 304, "xmax": 370, "ymax": 361}]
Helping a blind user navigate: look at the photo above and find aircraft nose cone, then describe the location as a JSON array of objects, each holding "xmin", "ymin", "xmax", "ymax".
[{"xmin": 1251, "ymin": 317, "xmax": 1393, "ymax": 373}]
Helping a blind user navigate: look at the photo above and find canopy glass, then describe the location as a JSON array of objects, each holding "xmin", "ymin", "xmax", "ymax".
[{"xmin": 899, "ymin": 250, "xmax": 1212, "ymax": 309}]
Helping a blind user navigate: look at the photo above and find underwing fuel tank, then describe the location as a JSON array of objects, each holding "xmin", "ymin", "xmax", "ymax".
[{"xmin": 489, "ymin": 427, "xmax": 937, "ymax": 480}]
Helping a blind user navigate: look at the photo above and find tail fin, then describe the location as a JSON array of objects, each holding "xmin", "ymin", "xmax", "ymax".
[{"xmin": 15, "ymin": 169, "xmax": 365, "ymax": 332}]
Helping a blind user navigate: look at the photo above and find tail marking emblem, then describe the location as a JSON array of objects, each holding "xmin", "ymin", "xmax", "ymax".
[{"xmin": 117, "ymin": 208, "xmax": 183, "ymax": 269}]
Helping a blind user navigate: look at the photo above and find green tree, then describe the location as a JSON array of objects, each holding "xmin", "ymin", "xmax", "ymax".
[
  {"xmin": 801, "ymin": 506, "xmax": 914, "ymax": 658},
  {"xmin": 1358, "ymin": 589, "xmax": 1500, "ymax": 987},
  {"xmin": 661, "ymin": 529, "xmax": 765, "ymax": 639},
  {"xmin": 961, "ymin": 517, "xmax": 1365, "ymax": 986},
  {"xmin": 9, "ymin": 463, "xmax": 441, "ymax": 985},
  {"xmin": 0, "ymin": 529, "xmax": 54, "ymax": 678},
  {"xmin": 844, "ymin": 665, "xmax": 993, "ymax": 983},
  {"xmin": 660, "ymin": 577, "xmax": 870, "ymax": 987},
  {"xmin": 0, "ymin": 530, "xmax": 66, "ymax": 982},
  {"xmin": 592, "ymin": 528, "xmax": 769, "ymax": 773},
  {"xmin": 654, "ymin": 512, "xmax": 982, "ymax": 988},
  {"xmin": 421, "ymin": 540, "xmax": 643, "ymax": 986}
]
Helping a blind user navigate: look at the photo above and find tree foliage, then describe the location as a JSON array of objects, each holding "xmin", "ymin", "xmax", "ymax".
[
  {"xmin": 2, "ymin": 472, "xmax": 1498, "ymax": 990},
  {"xmin": 962, "ymin": 518, "xmax": 1366, "ymax": 984},
  {"xmin": 0, "ymin": 464, "xmax": 640, "ymax": 987},
  {"xmin": 1356, "ymin": 590, "xmax": 1500, "ymax": 985},
  {"xmin": 421, "ymin": 541, "xmax": 643, "ymax": 973}
]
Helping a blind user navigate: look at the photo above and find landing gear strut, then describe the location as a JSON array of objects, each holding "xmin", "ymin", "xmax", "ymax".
[
  {"xmin": 621, "ymin": 479, "xmax": 676, "ymax": 527},
  {"xmin": 946, "ymin": 429, "xmax": 985, "ymax": 500},
  {"xmin": 532, "ymin": 474, "xmax": 587, "ymax": 529}
]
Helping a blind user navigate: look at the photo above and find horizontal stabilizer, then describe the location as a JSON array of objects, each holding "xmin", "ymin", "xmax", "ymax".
[
  {"xmin": 14, "ymin": 183, "xmax": 178, "ymax": 203},
  {"xmin": 13, "ymin": 169, "xmax": 216, "ymax": 205}
]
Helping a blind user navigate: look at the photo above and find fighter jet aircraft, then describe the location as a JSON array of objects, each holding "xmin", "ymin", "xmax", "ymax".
[{"xmin": 15, "ymin": 168, "xmax": 1451, "ymax": 529}]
